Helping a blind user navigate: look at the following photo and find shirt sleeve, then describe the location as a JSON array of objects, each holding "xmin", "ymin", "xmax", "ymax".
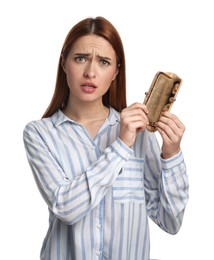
[
  {"xmin": 144, "ymin": 132, "xmax": 189, "ymax": 234},
  {"xmin": 23, "ymin": 122, "xmax": 133, "ymax": 225}
]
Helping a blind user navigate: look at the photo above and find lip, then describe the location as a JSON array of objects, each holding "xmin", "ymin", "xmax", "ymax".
[
  {"xmin": 80, "ymin": 82, "xmax": 97, "ymax": 93},
  {"xmin": 80, "ymin": 82, "xmax": 97, "ymax": 88}
]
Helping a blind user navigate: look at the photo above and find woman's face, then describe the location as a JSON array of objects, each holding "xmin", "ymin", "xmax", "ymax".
[{"xmin": 62, "ymin": 35, "xmax": 118, "ymax": 105}]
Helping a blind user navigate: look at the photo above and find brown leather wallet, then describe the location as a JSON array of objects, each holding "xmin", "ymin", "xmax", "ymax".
[{"xmin": 143, "ymin": 71, "xmax": 182, "ymax": 132}]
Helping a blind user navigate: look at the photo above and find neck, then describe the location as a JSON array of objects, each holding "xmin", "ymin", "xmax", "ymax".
[{"xmin": 63, "ymin": 99, "xmax": 109, "ymax": 123}]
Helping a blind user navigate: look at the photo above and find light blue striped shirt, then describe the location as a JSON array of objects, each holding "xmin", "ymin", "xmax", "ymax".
[{"xmin": 23, "ymin": 107, "xmax": 189, "ymax": 260}]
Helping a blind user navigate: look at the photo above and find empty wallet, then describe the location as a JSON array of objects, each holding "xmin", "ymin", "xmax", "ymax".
[{"xmin": 143, "ymin": 71, "xmax": 182, "ymax": 132}]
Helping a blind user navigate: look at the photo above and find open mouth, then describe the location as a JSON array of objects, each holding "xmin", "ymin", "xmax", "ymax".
[
  {"xmin": 81, "ymin": 82, "xmax": 97, "ymax": 88},
  {"xmin": 80, "ymin": 82, "xmax": 97, "ymax": 93},
  {"xmin": 81, "ymin": 84, "xmax": 96, "ymax": 89}
]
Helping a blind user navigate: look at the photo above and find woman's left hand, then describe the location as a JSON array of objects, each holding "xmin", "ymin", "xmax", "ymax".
[{"xmin": 156, "ymin": 111, "xmax": 185, "ymax": 159}]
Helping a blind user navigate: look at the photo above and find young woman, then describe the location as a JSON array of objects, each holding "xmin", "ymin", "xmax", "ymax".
[{"xmin": 23, "ymin": 16, "xmax": 189, "ymax": 260}]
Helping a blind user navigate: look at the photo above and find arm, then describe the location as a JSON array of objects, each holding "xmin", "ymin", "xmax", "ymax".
[
  {"xmin": 23, "ymin": 122, "xmax": 132, "ymax": 225},
  {"xmin": 144, "ymin": 134, "xmax": 189, "ymax": 234},
  {"xmin": 145, "ymin": 112, "xmax": 189, "ymax": 234},
  {"xmin": 119, "ymin": 103, "xmax": 189, "ymax": 233}
]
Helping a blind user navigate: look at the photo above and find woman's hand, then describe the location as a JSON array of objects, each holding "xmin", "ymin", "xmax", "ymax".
[
  {"xmin": 119, "ymin": 103, "xmax": 149, "ymax": 147},
  {"xmin": 156, "ymin": 111, "xmax": 185, "ymax": 159}
]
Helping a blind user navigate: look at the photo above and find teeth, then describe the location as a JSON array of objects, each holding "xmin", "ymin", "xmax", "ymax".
[{"xmin": 83, "ymin": 85, "xmax": 94, "ymax": 88}]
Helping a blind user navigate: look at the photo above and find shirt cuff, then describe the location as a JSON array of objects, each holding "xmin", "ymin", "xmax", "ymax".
[
  {"xmin": 161, "ymin": 150, "xmax": 184, "ymax": 170},
  {"xmin": 110, "ymin": 137, "xmax": 133, "ymax": 161}
]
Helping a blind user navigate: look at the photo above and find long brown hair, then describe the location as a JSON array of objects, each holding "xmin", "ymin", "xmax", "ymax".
[{"xmin": 42, "ymin": 16, "xmax": 127, "ymax": 118}]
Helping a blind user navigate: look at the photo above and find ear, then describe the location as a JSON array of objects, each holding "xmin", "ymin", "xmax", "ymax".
[
  {"xmin": 61, "ymin": 54, "xmax": 66, "ymax": 72},
  {"xmin": 112, "ymin": 66, "xmax": 120, "ymax": 81}
]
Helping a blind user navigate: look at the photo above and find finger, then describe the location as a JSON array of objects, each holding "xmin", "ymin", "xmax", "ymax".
[
  {"xmin": 156, "ymin": 127, "xmax": 171, "ymax": 145},
  {"xmin": 158, "ymin": 117, "xmax": 179, "ymax": 136},
  {"xmin": 136, "ymin": 119, "xmax": 149, "ymax": 132},
  {"xmin": 121, "ymin": 107, "xmax": 149, "ymax": 125},
  {"xmin": 128, "ymin": 102, "xmax": 148, "ymax": 114},
  {"xmin": 156, "ymin": 122, "xmax": 176, "ymax": 141},
  {"xmin": 161, "ymin": 111, "xmax": 185, "ymax": 131},
  {"xmin": 158, "ymin": 114, "xmax": 185, "ymax": 137},
  {"xmin": 125, "ymin": 114, "xmax": 149, "ymax": 126},
  {"xmin": 127, "ymin": 119, "xmax": 148, "ymax": 133}
]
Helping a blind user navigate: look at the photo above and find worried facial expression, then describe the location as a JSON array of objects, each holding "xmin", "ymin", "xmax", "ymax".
[{"xmin": 62, "ymin": 35, "xmax": 119, "ymax": 104}]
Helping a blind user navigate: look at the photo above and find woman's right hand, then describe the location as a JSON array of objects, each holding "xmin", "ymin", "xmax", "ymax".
[{"xmin": 119, "ymin": 102, "xmax": 149, "ymax": 147}]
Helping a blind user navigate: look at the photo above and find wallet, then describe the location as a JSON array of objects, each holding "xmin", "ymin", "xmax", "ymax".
[{"xmin": 143, "ymin": 71, "xmax": 182, "ymax": 132}]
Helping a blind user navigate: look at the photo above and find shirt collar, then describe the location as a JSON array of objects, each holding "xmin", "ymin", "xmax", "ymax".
[
  {"xmin": 107, "ymin": 107, "xmax": 120, "ymax": 125},
  {"xmin": 51, "ymin": 109, "xmax": 74, "ymax": 127},
  {"xmin": 51, "ymin": 107, "xmax": 120, "ymax": 128}
]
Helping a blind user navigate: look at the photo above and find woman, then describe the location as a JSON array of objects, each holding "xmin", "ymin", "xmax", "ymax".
[{"xmin": 23, "ymin": 16, "xmax": 189, "ymax": 260}]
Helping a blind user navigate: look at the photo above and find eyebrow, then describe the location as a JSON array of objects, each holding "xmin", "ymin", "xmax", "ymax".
[{"xmin": 74, "ymin": 53, "xmax": 112, "ymax": 61}]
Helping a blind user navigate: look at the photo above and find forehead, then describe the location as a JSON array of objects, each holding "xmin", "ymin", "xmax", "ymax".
[{"xmin": 70, "ymin": 35, "xmax": 116, "ymax": 56}]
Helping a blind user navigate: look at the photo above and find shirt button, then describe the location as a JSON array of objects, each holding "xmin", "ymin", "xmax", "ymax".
[
  {"xmin": 96, "ymin": 251, "xmax": 101, "ymax": 256},
  {"xmin": 96, "ymin": 224, "xmax": 101, "ymax": 229}
]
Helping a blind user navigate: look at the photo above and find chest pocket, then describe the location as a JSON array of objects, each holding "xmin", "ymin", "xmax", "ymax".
[{"xmin": 113, "ymin": 158, "xmax": 145, "ymax": 203}]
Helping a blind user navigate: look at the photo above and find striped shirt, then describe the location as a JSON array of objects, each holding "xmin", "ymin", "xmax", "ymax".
[{"xmin": 23, "ymin": 107, "xmax": 189, "ymax": 260}]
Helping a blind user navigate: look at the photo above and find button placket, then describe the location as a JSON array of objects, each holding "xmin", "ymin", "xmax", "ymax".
[
  {"xmin": 96, "ymin": 224, "xmax": 102, "ymax": 229},
  {"xmin": 94, "ymin": 199, "xmax": 104, "ymax": 259}
]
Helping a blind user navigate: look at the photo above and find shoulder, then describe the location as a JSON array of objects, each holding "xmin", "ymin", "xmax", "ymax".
[
  {"xmin": 23, "ymin": 111, "xmax": 59, "ymax": 137},
  {"xmin": 24, "ymin": 117, "xmax": 49, "ymax": 132},
  {"xmin": 23, "ymin": 120, "xmax": 49, "ymax": 145}
]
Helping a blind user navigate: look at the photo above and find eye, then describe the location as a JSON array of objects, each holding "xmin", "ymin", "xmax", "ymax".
[
  {"xmin": 100, "ymin": 59, "xmax": 110, "ymax": 66},
  {"xmin": 74, "ymin": 56, "xmax": 87, "ymax": 63}
]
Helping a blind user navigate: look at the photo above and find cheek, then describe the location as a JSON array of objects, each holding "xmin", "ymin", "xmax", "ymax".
[
  {"xmin": 65, "ymin": 65, "xmax": 80, "ymax": 83},
  {"xmin": 102, "ymin": 70, "xmax": 117, "ymax": 86}
]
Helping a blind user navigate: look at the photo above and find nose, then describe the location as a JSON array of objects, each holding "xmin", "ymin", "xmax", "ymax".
[{"xmin": 83, "ymin": 62, "xmax": 96, "ymax": 79}]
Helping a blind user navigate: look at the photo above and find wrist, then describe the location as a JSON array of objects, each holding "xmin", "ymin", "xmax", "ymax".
[{"xmin": 161, "ymin": 149, "xmax": 181, "ymax": 159}]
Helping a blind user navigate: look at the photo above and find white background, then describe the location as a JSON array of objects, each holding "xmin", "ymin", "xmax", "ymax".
[{"xmin": 1, "ymin": 0, "xmax": 213, "ymax": 259}]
